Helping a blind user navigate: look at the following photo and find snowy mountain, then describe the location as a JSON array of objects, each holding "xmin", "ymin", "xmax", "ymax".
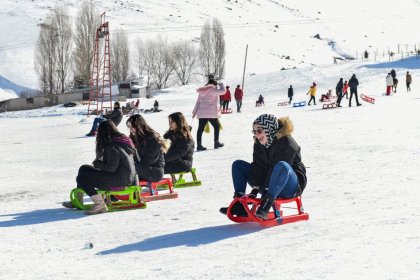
[{"xmin": 1, "ymin": 0, "xmax": 420, "ymax": 98}]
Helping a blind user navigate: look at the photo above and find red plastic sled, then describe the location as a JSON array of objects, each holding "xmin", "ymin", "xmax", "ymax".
[
  {"xmin": 221, "ymin": 108, "xmax": 233, "ymax": 114},
  {"xmin": 322, "ymin": 102, "xmax": 336, "ymax": 109},
  {"xmin": 227, "ymin": 195, "xmax": 309, "ymax": 227},
  {"xmin": 360, "ymin": 94, "xmax": 375, "ymax": 104}
]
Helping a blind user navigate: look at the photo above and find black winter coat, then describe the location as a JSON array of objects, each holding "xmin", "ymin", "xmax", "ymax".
[
  {"xmin": 336, "ymin": 80, "xmax": 343, "ymax": 92},
  {"xmin": 91, "ymin": 138, "xmax": 137, "ymax": 187},
  {"xmin": 249, "ymin": 135, "xmax": 307, "ymax": 197},
  {"xmin": 103, "ymin": 108, "xmax": 123, "ymax": 126},
  {"xmin": 163, "ymin": 130, "xmax": 194, "ymax": 173},
  {"xmin": 134, "ymin": 135, "xmax": 165, "ymax": 182},
  {"xmin": 288, "ymin": 87, "xmax": 294, "ymax": 97},
  {"xmin": 349, "ymin": 76, "xmax": 359, "ymax": 89}
]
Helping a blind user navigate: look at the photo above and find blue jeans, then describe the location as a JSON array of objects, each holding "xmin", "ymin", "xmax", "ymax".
[
  {"xmin": 91, "ymin": 116, "xmax": 106, "ymax": 131},
  {"xmin": 232, "ymin": 160, "xmax": 298, "ymax": 198}
]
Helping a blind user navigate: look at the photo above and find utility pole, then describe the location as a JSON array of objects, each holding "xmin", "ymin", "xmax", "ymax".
[{"xmin": 241, "ymin": 44, "xmax": 248, "ymax": 92}]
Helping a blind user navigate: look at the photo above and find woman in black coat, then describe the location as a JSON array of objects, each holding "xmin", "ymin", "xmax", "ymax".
[
  {"xmin": 220, "ymin": 114, "xmax": 307, "ymax": 220},
  {"xmin": 126, "ymin": 114, "xmax": 167, "ymax": 182},
  {"xmin": 64, "ymin": 120, "xmax": 137, "ymax": 215},
  {"xmin": 163, "ymin": 112, "xmax": 195, "ymax": 174}
]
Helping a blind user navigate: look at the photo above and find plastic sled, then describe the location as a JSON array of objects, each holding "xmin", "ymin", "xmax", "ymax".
[
  {"xmin": 226, "ymin": 195, "xmax": 309, "ymax": 227},
  {"xmin": 278, "ymin": 101, "xmax": 289, "ymax": 106},
  {"xmin": 293, "ymin": 101, "xmax": 306, "ymax": 107},
  {"xmin": 69, "ymin": 186, "xmax": 147, "ymax": 211},
  {"xmin": 138, "ymin": 178, "xmax": 178, "ymax": 202},
  {"xmin": 322, "ymin": 102, "xmax": 336, "ymax": 109},
  {"xmin": 221, "ymin": 108, "xmax": 233, "ymax": 114},
  {"xmin": 169, "ymin": 167, "xmax": 202, "ymax": 188},
  {"xmin": 360, "ymin": 94, "xmax": 375, "ymax": 104}
]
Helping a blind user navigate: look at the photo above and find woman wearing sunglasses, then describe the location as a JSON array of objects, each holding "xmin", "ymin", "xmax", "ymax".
[{"xmin": 220, "ymin": 114, "xmax": 307, "ymax": 219}]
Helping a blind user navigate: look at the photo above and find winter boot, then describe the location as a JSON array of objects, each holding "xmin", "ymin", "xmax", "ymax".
[
  {"xmin": 86, "ymin": 130, "xmax": 97, "ymax": 137},
  {"xmin": 85, "ymin": 194, "xmax": 108, "ymax": 215},
  {"xmin": 62, "ymin": 192, "xmax": 83, "ymax": 209},
  {"xmin": 219, "ymin": 201, "xmax": 248, "ymax": 217},
  {"xmin": 214, "ymin": 141, "xmax": 224, "ymax": 149},
  {"xmin": 197, "ymin": 143, "xmax": 207, "ymax": 151},
  {"xmin": 255, "ymin": 193, "xmax": 275, "ymax": 220}
]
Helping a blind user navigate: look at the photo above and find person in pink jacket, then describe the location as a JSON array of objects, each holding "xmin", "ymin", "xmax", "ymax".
[{"xmin": 192, "ymin": 79, "xmax": 226, "ymax": 151}]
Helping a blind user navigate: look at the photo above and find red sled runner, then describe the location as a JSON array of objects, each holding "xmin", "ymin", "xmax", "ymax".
[
  {"xmin": 227, "ymin": 195, "xmax": 309, "ymax": 227},
  {"xmin": 221, "ymin": 108, "xmax": 233, "ymax": 114},
  {"xmin": 360, "ymin": 94, "xmax": 375, "ymax": 104},
  {"xmin": 322, "ymin": 102, "xmax": 336, "ymax": 109}
]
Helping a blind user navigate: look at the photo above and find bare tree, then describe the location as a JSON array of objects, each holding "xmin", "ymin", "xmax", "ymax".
[
  {"xmin": 199, "ymin": 18, "xmax": 226, "ymax": 80},
  {"xmin": 134, "ymin": 37, "xmax": 146, "ymax": 79},
  {"xmin": 35, "ymin": 18, "xmax": 57, "ymax": 95},
  {"xmin": 148, "ymin": 36, "xmax": 175, "ymax": 89},
  {"xmin": 111, "ymin": 29, "xmax": 130, "ymax": 82},
  {"xmin": 73, "ymin": 0, "xmax": 100, "ymax": 87},
  {"xmin": 52, "ymin": 6, "xmax": 73, "ymax": 94},
  {"xmin": 172, "ymin": 40, "xmax": 198, "ymax": 85}
]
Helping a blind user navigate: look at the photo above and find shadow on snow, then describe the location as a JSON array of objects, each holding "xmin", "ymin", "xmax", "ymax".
[
  {"xmin": 98, "ymin": 223, "xmax": 263, "ymax": 255},
  {"xmin": 0, "ymin": 208, "xmax": 84, "ymax": 227}
]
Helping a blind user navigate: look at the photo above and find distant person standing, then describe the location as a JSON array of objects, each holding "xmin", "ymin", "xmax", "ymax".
[
  {"xmin": 234, "ymin": 85, "xmax": 243, "ymax": 112},
  {"xmin": 348, "ymin": 74, "xmax": 362, "ymax": 107},
  {"xmin": 221, "ymin": 86, "xmax": 231, "ymax": 113},
  {"xmin": 288, "ymin": 85, "xmax": 294, "ymax": 104},
  {"xmin": 386, "ymin": 73, "xmax": 393, "ymax": 96},
  {"xmin": 390, "ymin": 69, "xmax": 397, "ymax": 93},
  {"xmin": 335, "ymin": 78, "xmax": 344, "ymax": 107},
  {"xmin": 192, "ymin": 79, "xmax": 226, "ymax": 151},
  {"xmin": 406, "ymin": 71, "xmax": 412, "ymax": 92},
  {"xmin": 306, "ymin": 82, "xmax": 317, "ymax": 105},
  {"xmin": 342, "ymin": 80, "xmax": 349, "ymax": 99}
]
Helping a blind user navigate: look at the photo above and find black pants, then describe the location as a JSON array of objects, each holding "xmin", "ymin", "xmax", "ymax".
[
  {"xmin": 349, "ymin": 88, "xmax": 360, "ymax": 106},
  {"xmin": 336, "ymin": 92, "xmax": 343, "ymax": 106},
  {"xmin": 222, "ymin": 100, "xmax": 230, "ymax": 110},
  {"xmin": 76, "ymin": 165, "xmax": 110, "ymax": 197},
  {"xmin": 308, "ymin": 96, "xmax": 316, "ymax": 105},
  {"xmin": 197, "ymin": 118, "xmax": 220, "ymax": 144},
  {"xmin": 164, "ymin": 161, "xmax": 191, "ymax": 174},
  {"xmin": 236, "ymin": 100, "xmax": 242, "ymax": 112},
  {"xmin": 288, "ymin": 96, "xmax": 292, "ymax": 104},
  {"xmin": 407, "ymin": 82, "xmax": 411, "ymax": 91}
]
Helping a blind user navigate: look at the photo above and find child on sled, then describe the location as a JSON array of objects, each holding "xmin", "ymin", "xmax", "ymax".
[{"xmin": 219, "ymin": 114, "xmax": 307, "ymax": 219}]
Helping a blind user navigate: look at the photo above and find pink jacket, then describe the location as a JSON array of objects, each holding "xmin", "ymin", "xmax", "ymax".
[{"xmin": 192, "ymin": 84, "xmax": 226, "ymax": 119}]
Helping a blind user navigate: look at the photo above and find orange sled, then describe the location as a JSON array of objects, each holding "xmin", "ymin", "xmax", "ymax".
[{"xmin": 360, "ymin": 94, "xmax": 375, "ymax": 104}]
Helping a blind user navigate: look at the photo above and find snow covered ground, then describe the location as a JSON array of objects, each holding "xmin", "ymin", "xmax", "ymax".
[{"xmin": 1, "ymin": 57, "xmax": 420, "ymax": 279}]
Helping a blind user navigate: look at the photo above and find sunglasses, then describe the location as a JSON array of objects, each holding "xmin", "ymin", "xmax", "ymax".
[{"xmin": 251, "ymin": 128, "xmax": 264, "ymax": 135}]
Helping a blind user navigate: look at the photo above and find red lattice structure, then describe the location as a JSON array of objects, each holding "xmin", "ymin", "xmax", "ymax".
[{"xmin": 88, "ymin": 12, "xmax": 112, "ymax": 115}]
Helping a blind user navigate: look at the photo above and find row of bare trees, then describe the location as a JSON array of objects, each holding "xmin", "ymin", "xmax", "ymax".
[{"xmin": 35, "ymin": 1, "xmax": 226, "ymax": 94}]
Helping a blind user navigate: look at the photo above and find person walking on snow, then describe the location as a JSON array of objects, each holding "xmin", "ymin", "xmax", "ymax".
[
  {"xmin": 192, "ymin": 79, "xmax": 226, "ymax": 151},
  {"xmin": 386, "ymin": 73, "xmax": 393, "ymax": 96},
  {"xmin": 234, "ymin": 85, "xmax": 243, "ymax": 112},
  {"xmin": 219, "ymin": 114, "xmax": 307, "ymax": 219},
  {"xmin": 336, "ymin": 78, "xmax": 344, "ymax": 107},
  {"xmin": 348, "ymin": 74, "xmax": 362, "ymax": 107},
  {"xmin": 221, "ymin": 86, "xmax": 232, "ymax": 113},
  {"xmin": 406, "ymin": 71, "xmax": 412, "ymax": 92},
  {"xmin": 307, "ymin": 82, "xmax": 317, "ymax": 105},
  {"xmin": 288, "ymin": 85, "xmax": 294, "ymax": 104}
]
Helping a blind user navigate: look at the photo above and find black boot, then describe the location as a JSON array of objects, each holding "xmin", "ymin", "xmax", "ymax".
[
  {"xmin": 214, "ymin": 141, "xmax": 224, "ymax": 149},
  {"xmin": 219, "ymin": 201, "xmax": 248, "ymax": 217},
  {"xmin": 197, "ymin": 143, "xmax": 207, "ymax": 151},
  {"xmin": 255, "ymin": 193, "xmax": 275, "ymax": 220}
]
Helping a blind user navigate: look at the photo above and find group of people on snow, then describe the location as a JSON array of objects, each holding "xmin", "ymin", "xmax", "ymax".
[
  {"xmin": 66, "ymin": 77, "xmax": 307, "ymax": 221},
  {"xmin": 385, "ymin": 69, "xmax": 412, "ymax": 95},
  {"xmin": 219, "ymin": 84, "xmax": 244, "ymax": 113}
]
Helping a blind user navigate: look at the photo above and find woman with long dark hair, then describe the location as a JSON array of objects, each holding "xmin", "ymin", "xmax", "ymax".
[
  {"xmin": 126, "ymin": 114, "xmax": 167, "ymax": 182},
  {"xmin": 163, "ymin": 112, "xmax": 195, "ymax": 174},
  {"xmin": 64, "ymin": 120, "xmax": 137, "ymax": 214}
]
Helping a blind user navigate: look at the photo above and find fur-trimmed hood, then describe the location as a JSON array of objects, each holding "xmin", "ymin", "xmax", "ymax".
[{"xmin": 275, "ymin": 116, "xmax": 294, "ymax": 139}]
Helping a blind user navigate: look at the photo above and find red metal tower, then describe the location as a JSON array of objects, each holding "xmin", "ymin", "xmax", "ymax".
[{"xmin": 88, "ymin": 12, "xmax": 113, "ymax": 115}]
